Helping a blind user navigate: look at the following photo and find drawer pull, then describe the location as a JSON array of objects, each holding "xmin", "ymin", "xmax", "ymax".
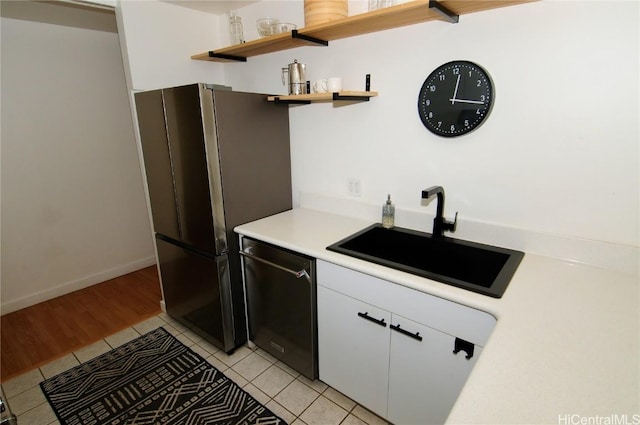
[
  {"xmin": 390, "ymin": 323, "xmax": 423, "ymax": 342},
  {"xmin": 357, "ymin": 312, "xmax": 387, "ymax": 327}
]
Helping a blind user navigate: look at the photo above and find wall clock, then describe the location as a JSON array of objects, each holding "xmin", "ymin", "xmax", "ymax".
[{"xmin": 417, "ymin": 61, "xmax": 494, "ymax": 137}]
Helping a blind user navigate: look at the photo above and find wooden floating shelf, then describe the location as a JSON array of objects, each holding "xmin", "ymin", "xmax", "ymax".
[
  {"xmin": 267, "ymin": 91, "xmax": 379, "ymax": 104},
  {"xmin": 191, "ymin": 32, "xmax": 321, "ymax": 63},
  {"xmin": 191, "ymin": 0, "xmax": 535, "ymax": 63}
]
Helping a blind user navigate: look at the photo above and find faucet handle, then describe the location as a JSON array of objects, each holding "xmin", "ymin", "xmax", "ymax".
[{"xmin": 443, "ymin": 211, "xmax": 458, "ymax": 233}]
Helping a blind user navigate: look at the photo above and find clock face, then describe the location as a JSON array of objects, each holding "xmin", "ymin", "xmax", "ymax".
[{"xmin": 417, "ymin": 61, "xmax": 494, "ymax": 137}]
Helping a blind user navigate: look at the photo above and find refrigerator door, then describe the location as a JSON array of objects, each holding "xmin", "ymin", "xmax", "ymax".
[
  {"xmin": 135, "ymin": 89, "xmax": 180, "ymax": 242},
  {"xmin": 210, "ymin": 89, "xmax": 292, "ymax": 234},
  {"xmin": 201, "ymin": 88, "xmax": 293, "ymax": 349},
  {"xmin": 156, "ymin": 236, "xmax": 235, "ymax": 351},
  {"xmin": 136, "ymin": 85, "xmax": 225, "ymax": 256}
]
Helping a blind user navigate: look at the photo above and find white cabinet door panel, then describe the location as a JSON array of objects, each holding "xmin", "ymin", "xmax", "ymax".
[
  {"xmin": 387, "ymin": 314, "xmax": 481, "ymax": 425},
  {"xmin": 317, "ymin": 286, "xmax": 391, "ymax": 418}
]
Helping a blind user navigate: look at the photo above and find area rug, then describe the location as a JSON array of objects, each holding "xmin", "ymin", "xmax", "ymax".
[{"xmin": 40, "ymin": 327, "xmax": 286, "ymax": 425}]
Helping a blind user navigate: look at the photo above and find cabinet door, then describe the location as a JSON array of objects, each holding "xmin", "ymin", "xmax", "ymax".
[
  {"xmin": 317, "ymin": 286, "xmax": 390, "ymax": 418},
  {"xmin": 388, "ymin": 314, "xmax": 481, "ymax": 425}
]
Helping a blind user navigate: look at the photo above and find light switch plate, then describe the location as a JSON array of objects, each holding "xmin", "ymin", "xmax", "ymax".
[{"xmin": 347, "ymin": 178, "xmax": 362, "ymax": 197}]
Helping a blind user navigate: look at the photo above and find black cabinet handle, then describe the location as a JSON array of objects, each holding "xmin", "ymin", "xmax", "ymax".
[
  {"xmin": 357, "ymin": 312, "xmax": 387, "ymax": 327},
  {"xmin": 453, "ymin": 337, "xmax": 474, "ymax": 360},
  {"xmin": 390, "ymin": 323, "xmax": 423, "ymax": 341}
]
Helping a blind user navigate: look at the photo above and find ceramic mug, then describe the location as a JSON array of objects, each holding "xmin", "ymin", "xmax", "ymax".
[
  {"xmin": 313, "ymin": 79, "xmax": 328, "ymax": 93},
  {"xmin": 327, "ymin": 77, "xmax": 342, "ymax": 92}
]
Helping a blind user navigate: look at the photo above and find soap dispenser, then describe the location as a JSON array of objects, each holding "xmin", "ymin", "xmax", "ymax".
[{"xmin": 382, "ymin": 194, "xmax": 395, "ymax": 229}]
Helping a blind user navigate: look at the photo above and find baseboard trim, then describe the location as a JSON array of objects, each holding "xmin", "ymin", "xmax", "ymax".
[{"xmin": 1, "ymin": 256, "xmax": 157, "ymax": 315}]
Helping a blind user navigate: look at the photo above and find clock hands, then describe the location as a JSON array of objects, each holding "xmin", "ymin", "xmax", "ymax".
[
  {"xmin": 451, "ymin": 74, "xmax": 461, "ymax": 105},
  {"xmin": 448, "ymin": 98, "xmax": 485, "ymax": 105},
  {"xmin": 450, "ymin": 73, "xmax": 485, "ymax": 105}
]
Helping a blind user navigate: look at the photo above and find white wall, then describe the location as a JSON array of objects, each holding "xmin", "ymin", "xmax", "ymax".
[
  {"xmin": 222, "ymin": 0, "xmax": 639, "ymax": 248},
  {"xmin": 114, "ymin": 0, "xmax": 638, "ymax": 253},
  {"xmin": 0, "ymin": 2, "xmax": 155, "ymax": 313},
  {"xmin": 117, "ymin": 0, "xmax": 226, "ymax": 90}
]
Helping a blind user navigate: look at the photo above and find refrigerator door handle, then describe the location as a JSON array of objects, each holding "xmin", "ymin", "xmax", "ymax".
[
  {"xmin": 198, "ymin": 85, "xmax": 228, "ymax": 256},
  {"xmin": 239, "ymin": 250, "xmax": 311, "ymax": 282},
  {"xmin": 156, "ymin": 233, "xmax": 217, "ymax": 259}
]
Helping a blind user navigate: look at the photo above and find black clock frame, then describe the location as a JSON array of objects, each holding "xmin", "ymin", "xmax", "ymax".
[{"xmin": 417, "ymin": 61, "xmax": 494, "ymax": 138}]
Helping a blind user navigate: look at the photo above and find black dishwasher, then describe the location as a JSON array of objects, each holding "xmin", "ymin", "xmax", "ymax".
[{"xmin": 240, "ymin": 237, "xmax": 318, "ymax": 380}]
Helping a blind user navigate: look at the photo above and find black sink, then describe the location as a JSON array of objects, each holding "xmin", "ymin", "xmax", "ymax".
[{"xmin": 327, "ymin": 224, "xmax": 524, "ymax": 298}]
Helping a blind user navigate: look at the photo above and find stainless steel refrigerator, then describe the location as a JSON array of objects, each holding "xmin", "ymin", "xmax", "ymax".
[{"xmin": 134, "ymin": 84, "xmax": 292, "ymax": 353}]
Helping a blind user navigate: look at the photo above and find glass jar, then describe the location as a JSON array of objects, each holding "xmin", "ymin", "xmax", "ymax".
[{"xmin": 229, "ymin": 11, "xmax": 245, "ymax": 45}]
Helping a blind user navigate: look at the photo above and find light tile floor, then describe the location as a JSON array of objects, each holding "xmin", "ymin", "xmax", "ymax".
[{"xmin": 1, "ymin": 313, "xmax": 388, "ymax": 425}]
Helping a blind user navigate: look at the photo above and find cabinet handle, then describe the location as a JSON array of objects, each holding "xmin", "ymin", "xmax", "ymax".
[
  {"xmin": 357, "ymin": 312, "xmax": 387, "ymax": 327},
  {"xmin": 453, "ymin": 337, "xmax": 474, "ymax": 360},
  {"xmin": 390, "ymin": 323, "xmax": 423, "ymax": 342}
]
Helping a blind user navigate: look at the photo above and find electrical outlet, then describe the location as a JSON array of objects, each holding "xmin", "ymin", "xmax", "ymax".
[{"xmin": 347, "ymin": 178, "xmax": 362, "ymax": 197}]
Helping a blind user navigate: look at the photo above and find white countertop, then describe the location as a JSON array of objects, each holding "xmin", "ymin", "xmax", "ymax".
[{"xmin": 235, "ymin": 208, "xmax": 640, "ymax": 424}]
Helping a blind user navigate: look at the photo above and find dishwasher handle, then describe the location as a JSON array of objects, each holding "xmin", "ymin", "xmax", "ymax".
[{"xmin": 239, "ymin": 250, "xmax": 311, "ymax": 282}]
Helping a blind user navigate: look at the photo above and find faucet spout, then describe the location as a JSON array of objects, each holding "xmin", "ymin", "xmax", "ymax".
[{"xmin": 421, "ymin": 186, "xmax": 457, "ymax": 238}]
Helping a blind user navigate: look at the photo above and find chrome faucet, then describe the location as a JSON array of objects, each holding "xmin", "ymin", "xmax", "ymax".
[{"xmin": 421, "ymin": 186, "xmax": 458, "ymax": 238}]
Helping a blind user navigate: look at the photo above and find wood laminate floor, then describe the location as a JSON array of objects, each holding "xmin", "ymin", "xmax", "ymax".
[{"xmin": 0, "ymin": 266, "xmax": 162, "ymax": 382}]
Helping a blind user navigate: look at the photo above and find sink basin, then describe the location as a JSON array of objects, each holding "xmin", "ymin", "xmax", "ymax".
[{"xmin": 327, "ymin": 224, "xmax": 524, "ymax": 298}]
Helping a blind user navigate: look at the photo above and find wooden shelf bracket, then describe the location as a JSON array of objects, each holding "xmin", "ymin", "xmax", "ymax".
[
  {"xmin": 207, "ymin": 51, "xmax": 247, "ymax": 62},
  {"xmin": 292, "ymin": 30, "xmax": 329, "ymax": 46},
  {"xmin": 428, "ymin": 0, "xmax": 459, "ymax": 23},
  {"xmin": 271, "ymin": 97, "xmax": 313, "ymax": 105},
  {"xmin": 332, "ymin": 93, "xmax": 371, "ymax": 101}
]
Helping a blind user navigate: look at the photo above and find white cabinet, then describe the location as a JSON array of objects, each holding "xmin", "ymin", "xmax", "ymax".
[
  {"xmin": 388, "ymin": 314, "xmax": 481, "ymax": 425},
  {"xmin": 317, "ymin": 286, "xmax": 390, "ymax": 416},
  {"xmin": 317, "ymin": 260, "xmax": 495, "ymax": 425}
]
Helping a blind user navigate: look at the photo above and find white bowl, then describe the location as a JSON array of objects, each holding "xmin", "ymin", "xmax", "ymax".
[
  {"xmin": 257, "ymin": 18, "xmax": 279, "ymax": 37},
  {"xmin": 269, "ymin": 22, "xmax": 297, "ymax": 34}
]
